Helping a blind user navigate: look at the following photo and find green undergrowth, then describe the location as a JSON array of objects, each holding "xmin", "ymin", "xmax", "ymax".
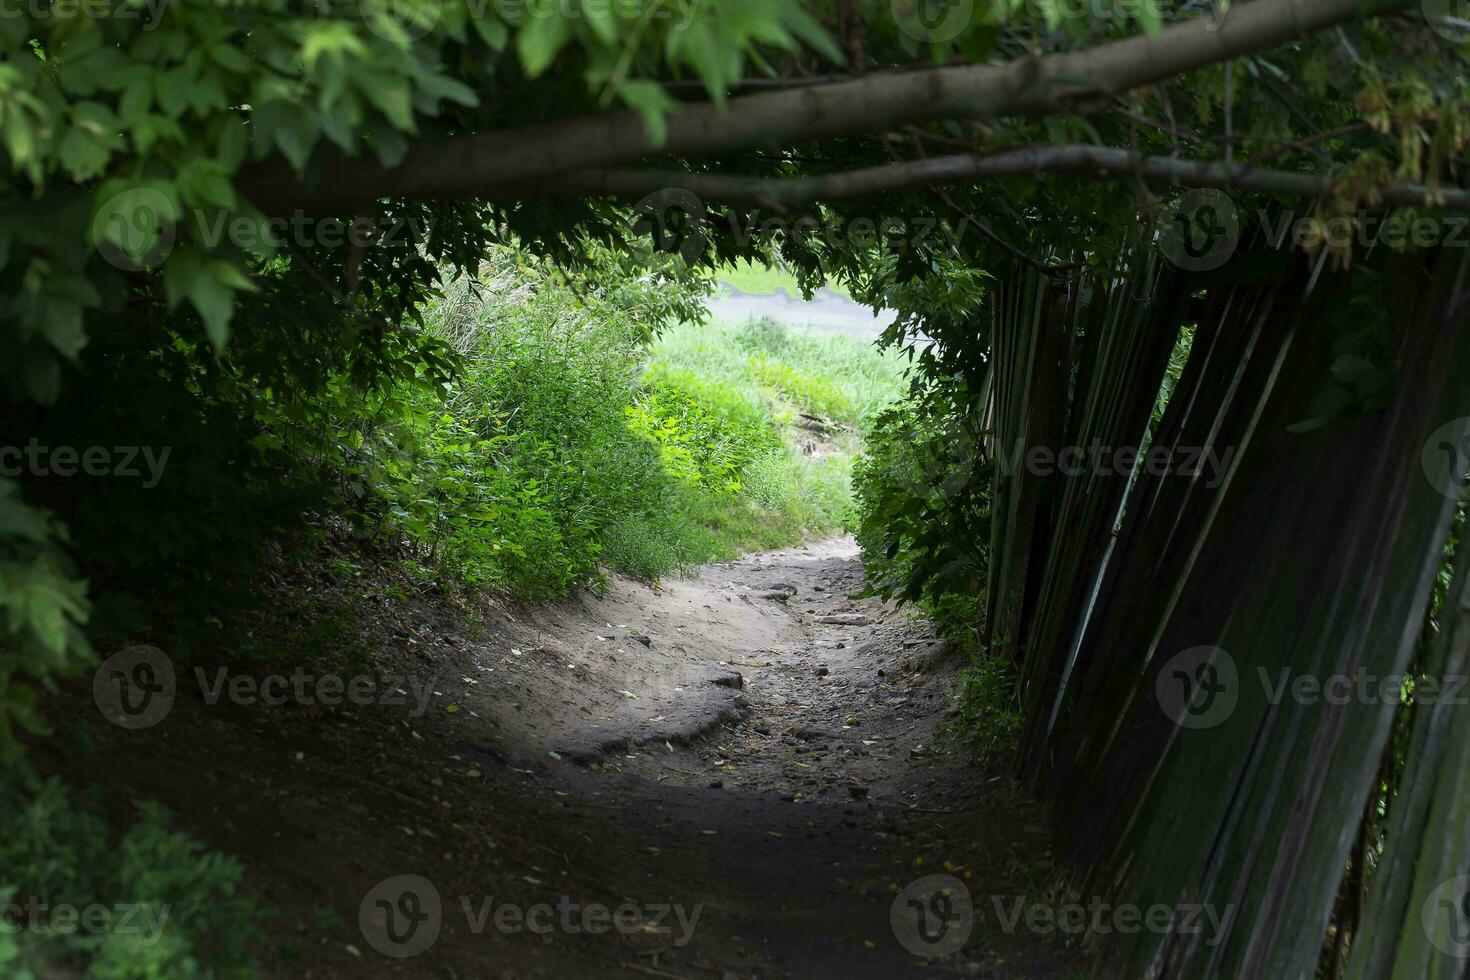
[
  {"xmin": 381, "ymin": 254, "xmax": 906, "ymax": 594},
  {"xmin": 631, "ymin": 317, "xmax": 904, "ymax": 567},
  {"xmin": 0, "ymin": 763, "xmax": 262, "ymax": 979}
]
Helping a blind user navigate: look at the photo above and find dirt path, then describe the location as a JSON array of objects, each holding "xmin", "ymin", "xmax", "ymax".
[{"xmin": 45, "ymin": 538, "xmax": 1072, "ymax": 978}]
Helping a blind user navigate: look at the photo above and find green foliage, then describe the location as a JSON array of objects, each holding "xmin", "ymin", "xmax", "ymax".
[
  {"xmin": 626, "ymin": 382, "xmax": 781, "ymax": 493},
  {"xmin": 746, "ymin": 354, "xmax": 856, "ymax": 423},
  {"xmin": 939, "ymin": 654, "xmax": 1023, "ymax": 761},
  {"xmin": 0, "ymin": 765, "xmax": 262, "ymax": 978},
  {"xmin": 4, "ymin": 4, "xmax": 1466, "ymax": 970},
  {"xmin": 325, "ymin": 253, "xmax": 905, "ymax": 594},
  {"xmin": 0, "ymin": 480, "xmax": 92, "ymax": 747},
  {"xmin": 356, "ymin": 249, "xmax": 694, "ymax": 595},
  {"xmin": 640, "ymin": 316, "xmax": 906, "ymax": 550},
  {"xmin": 853, "ymin": 378, "xmax": 990, "ymax": 611},
  {"xmin": 658, "ymin": 316, "xmax": 904, "ymax": 428}
]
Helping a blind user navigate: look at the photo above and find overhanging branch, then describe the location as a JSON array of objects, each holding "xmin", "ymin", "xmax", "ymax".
[
  {"xmin": 240, "ymin": 0, "xmax": 1409, "ymax": 213},
  {"xmin": 552, "ymin": 146, "xmax": 1470, "ymax": 212}
]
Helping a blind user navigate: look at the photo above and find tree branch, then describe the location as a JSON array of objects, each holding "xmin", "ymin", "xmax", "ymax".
[
  {"xmin": 240, "ymin": 0, "xmax": 1408, "ymax": 213},
  {"xmin": 551, "ymin": 145, "xmax": 1470, "ymax": 211}
]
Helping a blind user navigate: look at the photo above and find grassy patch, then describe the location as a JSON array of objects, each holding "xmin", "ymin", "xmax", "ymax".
[
  {"xmin": 618, "ymin": 317, "xmax": 904, "ymax": 573},
  {"xmin": 716, "ymin": 259, "xmax": 852, "ymax": 299},
  {"xmin": 374, "ymin": 251, "xmax": 906, "ymax": 595}
]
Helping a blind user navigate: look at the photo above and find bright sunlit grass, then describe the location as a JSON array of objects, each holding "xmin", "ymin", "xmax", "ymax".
[{"xmin": 716, "ymin": 259, "xmax": 853, "ymax": 299}]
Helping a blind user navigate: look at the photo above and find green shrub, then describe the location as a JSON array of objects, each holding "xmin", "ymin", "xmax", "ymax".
[
  {"xmin": 366, "ymin": 254, "xmax": 683, "ymax": 595},
  {"xmin": 638, "ymin": 317, "xmax": 904, "ymax": 562},
  {"xmin": 940, "ymin": 655, "xmax": 1023, "ymax": 761},
  {"xmin": 746, "ymin": 355, "xmax": 856, "ymax": 422},
  {"xmin": 0, "ymin": 766, "xmax": 262, "ymax": 978},
  {"xmin": 852, "ymin": 381, "xmax": 990, "ymax": 610},
  {"xmin": 625, "ymin": 383, "xmax": 781, "ymax": 493}
]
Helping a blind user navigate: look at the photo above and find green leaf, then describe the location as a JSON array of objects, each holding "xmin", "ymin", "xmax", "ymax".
[
  {"xmin": 40, "ymin": 301, "xmax": 86, "ymax": 359},
  {"xmin": 155, "ymin": 67, "xmax": 194, "ymax": 118},
  {"xmin": 472, "ymin": 14, "xmax": 509, "ymax": 49},
  {"xmin": 189, "ymin": 268, "xmax": 237, "ymax": 351},
  {"xmin": 617, "ymin": 80, "xmax": 675, "ymax": 147},
  {"xmin": 517, "ymin": 13, "xmax": 573, "ymax": 77},
  {"xmin": 90, "ymin": 179, "xmax": 181, "ymax": 259}
]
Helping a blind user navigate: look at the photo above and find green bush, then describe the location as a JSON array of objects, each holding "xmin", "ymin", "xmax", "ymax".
[
  {"xmin": 940, "ymin": 656, "xmax": 1023, "ymax": 761},
  {"xmin": 854, "ymin": 375, "xmax": 1017, "ymax": 757},
  {"xmin": 359, "ymin": 252, "xmax": 688, "ymax": 596},
  {"xmin": 852, "ymin": 380, "xmax": 990, "ymax": 611},
  {"xmin": 625, "ymin": 383, "xmax": 781, "ymax": 493},
  {"xmin": 359, "ymin": 280, "xmax": 908, "ymax": 592},
  {"xmin": 639, "ymin": 317, "xmax": 905, "ymax": 560},
  {"xmin": 0, "ymin": 767, "xmax": 261, "ymax": 978}
]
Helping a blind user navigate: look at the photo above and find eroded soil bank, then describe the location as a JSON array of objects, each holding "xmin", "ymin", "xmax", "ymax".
[{"xmin": 39, "ymin": 539, "xmax": 1074, "ymax": 978}]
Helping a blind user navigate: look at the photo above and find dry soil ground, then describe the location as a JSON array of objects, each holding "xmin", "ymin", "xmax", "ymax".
[{"xmin": 38, "ymin": 538, "xmax": 1078, "ymax": 978}]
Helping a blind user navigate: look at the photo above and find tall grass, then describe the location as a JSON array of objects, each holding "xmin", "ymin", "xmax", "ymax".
[{"xmin": 648, "ymin": 317, "xmax": 904, "ymax": 429}]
